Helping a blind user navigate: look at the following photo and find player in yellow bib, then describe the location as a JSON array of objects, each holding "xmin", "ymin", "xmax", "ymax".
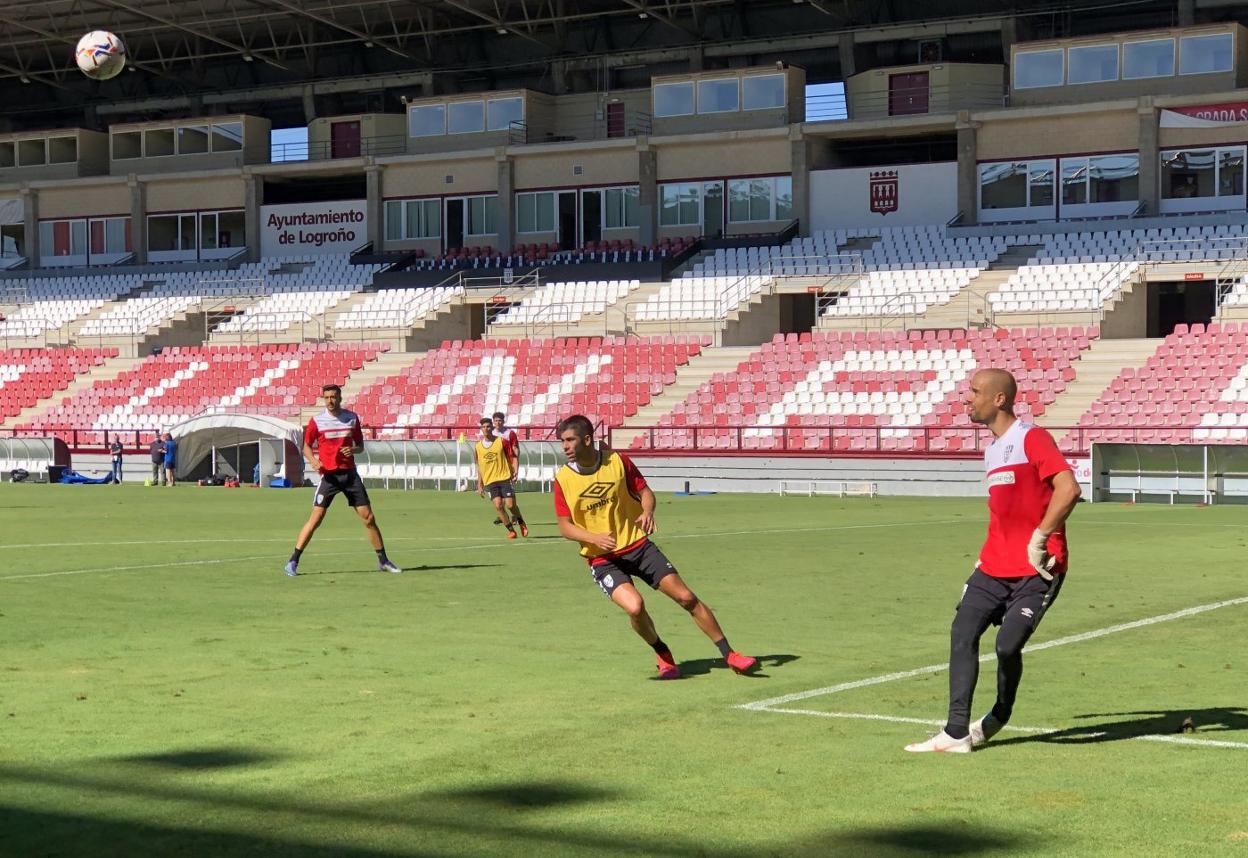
[
  {"xmin": 553, "ymin": 414, "xmax": 756, "ymax": 679},
  {"xmin": 475, "ymin": 417, "xmax": 527, "ymax": 539}
]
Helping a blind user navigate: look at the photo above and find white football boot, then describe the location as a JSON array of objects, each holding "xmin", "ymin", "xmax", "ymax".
[
  {"xmin": 969, "ymin": 712, "xmax": 1004, "ymax": 748},
  {"xmin": 904, "ymin": 730, "xmax": 973, "ymax": 753}
]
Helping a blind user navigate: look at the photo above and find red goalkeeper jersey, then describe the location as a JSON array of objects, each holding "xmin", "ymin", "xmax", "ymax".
[
  {"xmin": 305, "ymin": 408, "xmax": 363, "ymax": 474},
  {"xmin": 978, "ymin": 420, "xmax": 1071, "ymax": 578}
]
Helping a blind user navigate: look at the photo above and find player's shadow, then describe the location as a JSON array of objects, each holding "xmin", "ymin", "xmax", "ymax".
[
  {"xmin": 791, "ymin": 821, "xmax": 1024, "ymax": 856},
  {"xmin": 984, "ymin": 706, "xmax": 1248, "ymax": 747},
  {"xmin": 114, "ymin": 748, "xmax": 278, "ymax": 770},
  {"xmin": 654, "ymin": 653, "xmax": 800, "ymax": 680},
  {"xmin": 300, "ymin": 563, "xmax": 500, "ymax": 576}
]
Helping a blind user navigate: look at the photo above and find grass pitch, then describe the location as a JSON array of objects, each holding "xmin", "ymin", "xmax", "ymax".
[{"xmin": 1, "ymin": 483, "xmax": 1245, "ymax": 857}]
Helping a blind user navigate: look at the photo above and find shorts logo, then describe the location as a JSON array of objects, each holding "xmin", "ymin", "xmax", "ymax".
[
  {"xmin": 315, "ymin": 494, "xmax": 324, "ymax": 505},
  {"xmin": 987, "ymin": 471, "xmax": 1016, "ymax": 487},
  {"xmin": 602, "ymin": 574, "xmax": 614, "ymax": 588},
  {"xmin": 1021, "ymin": 607, "xmax": 1034, "ymax": 618},
  {"xmin": 580, "ymin": 483, "xmax": 612, "ymax": 499}
]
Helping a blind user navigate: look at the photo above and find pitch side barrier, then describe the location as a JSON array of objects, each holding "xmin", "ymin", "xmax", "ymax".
[
  {"xmin": 355, "ymin": 439, "xmax": 563, "ymax": 492},
  {"xmin": 1092, "ymin": 443, "xmax": 1248, "ymax": 504},
  {"xmin": 615, "ymin": 425, "xmax": 1193, "ymax": 457},
  {"xmin": 0, "ymin": 436, "xmax": 70, "ymax": 482}
]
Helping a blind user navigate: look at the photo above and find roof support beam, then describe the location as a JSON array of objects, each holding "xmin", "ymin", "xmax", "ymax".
[
  {"xmin": 93, "ymin": 0, "xmax": 291, "ymax": 70},
  {"xmin": 259, "ymin": 0, "xmax": 421, "ymax": 60}
]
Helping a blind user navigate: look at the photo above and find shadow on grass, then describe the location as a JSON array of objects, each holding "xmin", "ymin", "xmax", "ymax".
[
  {"xmin": 790, "ymin": 822, "xmax": 1024, "ymax": 856},
  {"xmin": 0, "ymin": 762, "xmax": 732, "ymax": 858},
  {"xmin": 650, "ymin": 653, "xmax": 801, "ymax": 680},
  {"xmin": 984, "ymin": 706, "xmax": 1248, "ymax": 747},
  {"xmin": 115, "ymin": 748, "xmax": 279, "ymax": 770},
  {"xmin": 300, "ymin": 564, "xmax": 500, "ymax": 576}
]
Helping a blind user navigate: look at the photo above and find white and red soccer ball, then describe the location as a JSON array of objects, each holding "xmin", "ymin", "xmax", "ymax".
[{"xmin": 75, "ymin": 31, "xmax": 126, "ymax": 80}]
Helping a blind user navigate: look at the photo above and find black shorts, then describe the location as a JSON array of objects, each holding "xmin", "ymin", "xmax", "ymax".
[
  {"xmin": 957, "ymin": 567, "xmax": 1063, "ymax": 627},
  {"xmin": 314, "ymin": 470, "xmax": 371, "ymax": 509},
  {"xmin": 589, "ymin": 540, "xmax": 676, "ymax": 598},
  {"xmin": 485, "ymin": 480, "xmax": 515, "ymax": 500}
]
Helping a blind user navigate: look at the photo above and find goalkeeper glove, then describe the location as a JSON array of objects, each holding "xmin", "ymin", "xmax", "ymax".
[{"xmin": 1027, "ymin": 528, "xmax": 1056, "ymax": 581}]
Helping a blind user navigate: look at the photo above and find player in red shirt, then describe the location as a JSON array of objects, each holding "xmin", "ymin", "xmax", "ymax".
[
  {"xmin": 906, "ymin": 368, "xmax": 1080, "ymax": 753},
  {"xmin": 491, "ymin": 411, "xmax": 521, "ymax": 527},
  {"xmin": 284, "ymin": 383, "xmax": 400, "ymax": 577}
]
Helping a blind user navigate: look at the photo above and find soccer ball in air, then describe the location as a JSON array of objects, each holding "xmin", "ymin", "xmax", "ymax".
[{"xmin": 75, "ymin": 31, "xmax": 126, "ymax": 80}]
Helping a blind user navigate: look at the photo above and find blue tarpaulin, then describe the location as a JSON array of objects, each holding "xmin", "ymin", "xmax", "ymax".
[{"xmin": 59, "ymin": 470, "xmax": 115, "ymax": 485}]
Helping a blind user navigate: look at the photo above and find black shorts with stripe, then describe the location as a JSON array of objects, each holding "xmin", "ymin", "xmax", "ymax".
[
  {"xmin": 485, "ymin": 480, "xmax": 515, "ymax": 499},
  {"xmin": 588, "ymin": 540, "xmax": 676, "ymax": 598},
  {"xmin": 314, "ymin": 469, "xmax": 371, "ymax": 509}
]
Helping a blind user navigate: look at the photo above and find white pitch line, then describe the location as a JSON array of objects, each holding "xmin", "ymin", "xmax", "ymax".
[
  {"xmin": 738, "ymin": 594, "xmax": 1248, "ymax": 711},
  {"xmin": 0, "ymin": 516, "xmax": 976, "ymax": 553},
  {"xmin": 754, "ymin": 708, "xmax": 1248, "ymax": 750}
]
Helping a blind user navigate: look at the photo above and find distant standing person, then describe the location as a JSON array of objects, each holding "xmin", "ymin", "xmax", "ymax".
[
  {"xmin": 285, "ymin": 383, "xmax": 401, "ymax": 577},
  {"xmin": 553, "ymin": 414, "xmax": 756, "ymax": 680},
  {"xmin": 475, "ymin": 417, "xmax": 527, "ymax": 539},
  {"xmin": 109, "ymin": 437, "xmax": 124, "ymax": 484},
  {"xmin": 162, "ymin": 432, "xmax": 178, "ymax": 487},
  {"xmin": 905, "ymin": 369, "xmax": 1080, "ymax": 754},
  {"xmin": 491, "ymin": 411, "xmax": 520, "ymax": 525},
  {"xmin": 149, "ymin": 435, "xmax": 165, "ymax": 485}
]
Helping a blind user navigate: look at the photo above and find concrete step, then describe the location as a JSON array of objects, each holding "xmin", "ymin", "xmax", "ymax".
[
  {"xmin": 1, "ymin": 355, "xmax": 144, "ymax": 430},
  {"xmin": 1046, "ymin": 337, "xmax": 1164, "ymax": 441},
  {"xmin": 612, "ymin": 345, "xmax": 757, "ymax": 448}
]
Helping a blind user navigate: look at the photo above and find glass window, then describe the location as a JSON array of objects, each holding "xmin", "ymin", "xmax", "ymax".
[
  {"xmin": 653, "ymin": 82, "xmax": 695, "ymax": 117},
  {"xmin": 409, "ymin": 104, "xmax": 445, "ymax": 137},
  {"xmin": 467, "ymin": 196, "xmax": 498, "ymax": 235},
  {"xmin": 447, "ymin": 101, "xmax": 485, "ymax": 134},
  {"xmin": 1162, "ymin": 149, "xmax": 1216, "ymax": 199},
  {"xmin": 727, "ymin": 180, "xmax": 751, "ymax": 222},
  {"xmin": 516, "ymin": 192, "xmax": 555, "ymax": 233},
  {"xmin": 407, "ymin": 199, "xmax": 440, "ymax": 238},
  {"xmin": 17, "ymin": 139, "xmax": 46, "ymax": 167},
  {"xmin": 742, "ymin": 74, "xmax": 785, "ymax": 110},
  {"xmin": 1089, "ymin": 154, "xmax": 1139, "ymax": 203},
  {"xmin": 385, "ymin": 201, "xmax": 403, "ymax": 241},
  {"xmin": 200, "ymin": 212, "xmax": 219, "ymax": 250},
  {"xmin": 48, "ymin": 137, "xmax": 78, "ymax": 164},
  {"xmin": 698, "ymin": 78, "xmax": 739, "ymax": 113},
  {"xmin": 1219, "ymin": 149, "xmax": 1244, "ymax": 197},
  {"xmin": 979, "ymin": 162, "xmax": 1028, "ymax": 209},
  {"xmin": 0, "ymin": 141, "xmax": 14, "ymax": 168},
  {"xmin": 659, "ymin": 183, "xmax": 700, "ymax": 226},
  {"xmin": 1028, "ymin": 163, "xmax": 1054, "ymax": 206},
  {"xmin": 112, "ymin": 131, "xmax": 141, "ymax": 159},
  {"xmin": 1013, "ymin": 49, "xmax": 1064, "ymax": 89},
  {"xmin": 775, "ymin": 176, "xmax": 793, "ymax": 220},
  {"xmin": 1067, "ymin": 43, "xmax": 1118, "ymax": 84},
  {"xmin": 144, "ymin": 129, "xmax": 175, "ymax": 157},
  {"xmin": 104, "ymin": 218, "xmax": 130, "ymax": 253},
  {"xmin": 1061, "ymin": 158, "xmax": 1088, "ymax": 205},
  {"xmin": 1123, "ymin": 39, "xmax": 1174, "ymax": 79},
  {"xmin": 1179, "ymin": 33, "xmax": 1234, "ymax": 75},
  {"xmin": 604, "ymin": 187, "xmax": 640, "ymax": 229},
  {"xmin": 177, "ymin": 125, "xmax": 210, "ymax": 155},
  {"xmin": 40, "ymin": 219, "xmax": 87, "ymax": 256},
  {"xmin": 210, "ymin": 122, "xmax": 243, "ymax": 152},
  {"xmin": 487, "ymin": 97, "xmax": 524, "ymax": 131}
]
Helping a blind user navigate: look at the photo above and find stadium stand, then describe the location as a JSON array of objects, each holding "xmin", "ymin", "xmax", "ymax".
[
  {"xmin": 492, "ymin": 279, "xmax": 640, "ymax": 326},
  {"xmin": 1076, "ymin": 323, "xmax": 1248, "ymax": 443},
  {"xmin": 0, "ymin": 348, "xmax": 118, "ymax": 422},
  {"xmin": 213, "ymin": 257, "xmax": 385, "ymax": 334},
  {"xmin": 628, "ymin": 327, "xmax": 1095, "ymax": 452},
  {"xmin": 350, "ymin": 336, "xmax": 710, "ymax": 438},
  {"xmin": 990, "ymin": 225, "xmax": 1248, "ymax": 315},
  {"xmin": 332, "ymin": 285, "xmax": 466, "ymax": 331},
  {"xmin": 21, "ymin": 343, "xmax": 387, "ymax": 443},
  {"xmin": 635, "ymin": 227, "xmax": 1007, "ymax": 321},
  {"xmin": 0, "ymin": 275, "xmax": 128, "ymax": 339}
]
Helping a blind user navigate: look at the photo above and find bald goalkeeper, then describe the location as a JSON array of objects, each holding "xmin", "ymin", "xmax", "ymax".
[{"xmin": 905, "ymin": 368, "xmax": 1081, "ymax": 753}]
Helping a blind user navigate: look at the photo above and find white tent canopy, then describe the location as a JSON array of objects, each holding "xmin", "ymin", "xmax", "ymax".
[{"xmin": 169, "ymin": 413, "xmax": 304, "ymax": 485}]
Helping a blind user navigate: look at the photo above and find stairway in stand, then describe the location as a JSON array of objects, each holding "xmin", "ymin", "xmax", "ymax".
[
  {"xmin": 610, "ymin": 346, "xmax": 757, "ymax": 449},
  {"xmin": 1042, "ymin": 337, "xmax": 1164, "ymax": 445}
]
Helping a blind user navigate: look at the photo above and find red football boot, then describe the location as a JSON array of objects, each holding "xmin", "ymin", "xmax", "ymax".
[
  {"xmin": 519, "ymin": 521, "xmax": 529, "ymax": 537},
  {"xmin": 656, "ymin": 651, "xmax": 681, "ymax": 680},
  {"xmin": 726, "ymin": 651, "xmax": 758, "ymax": 674}
]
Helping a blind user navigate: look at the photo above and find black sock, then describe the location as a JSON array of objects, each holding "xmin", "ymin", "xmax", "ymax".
[
  {"xmin": 505, "ymin": 522, "xmax": 515, "ymax": 531},
  {"xmin": 375, "ymin": 549, "xmax": 389, "ymax": 563},
  {"xmin": 650, "ymin": 639, "xmax": 672, "ymax": 656},
  {"xmin": 944, "ymin": 724, "xmax": 971, "ymax": 740},
  {"xmin": 515, "ymin": 516, "xmax": 525, "ymax": 525},
  {"xmin": 713, "ymin": 637, "xmax": 731, "ymax": 658},
  {"xmin": 289, "ymin": 548, "xmax": 303, "ymax": 564},
  {"xmin": 990, "ymin": 702, "xmax": 1011, "ymax": 725}
]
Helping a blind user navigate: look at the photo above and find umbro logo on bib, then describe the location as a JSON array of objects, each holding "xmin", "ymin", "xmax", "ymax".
[{"xmin": 580, "ymin": 483, "xmax": 612, "ymax": 499}]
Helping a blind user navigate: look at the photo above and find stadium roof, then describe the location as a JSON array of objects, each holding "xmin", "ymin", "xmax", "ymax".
[{"xmin": 0, "ymin": 1, "xmax": 1217, "ymax": 132}]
